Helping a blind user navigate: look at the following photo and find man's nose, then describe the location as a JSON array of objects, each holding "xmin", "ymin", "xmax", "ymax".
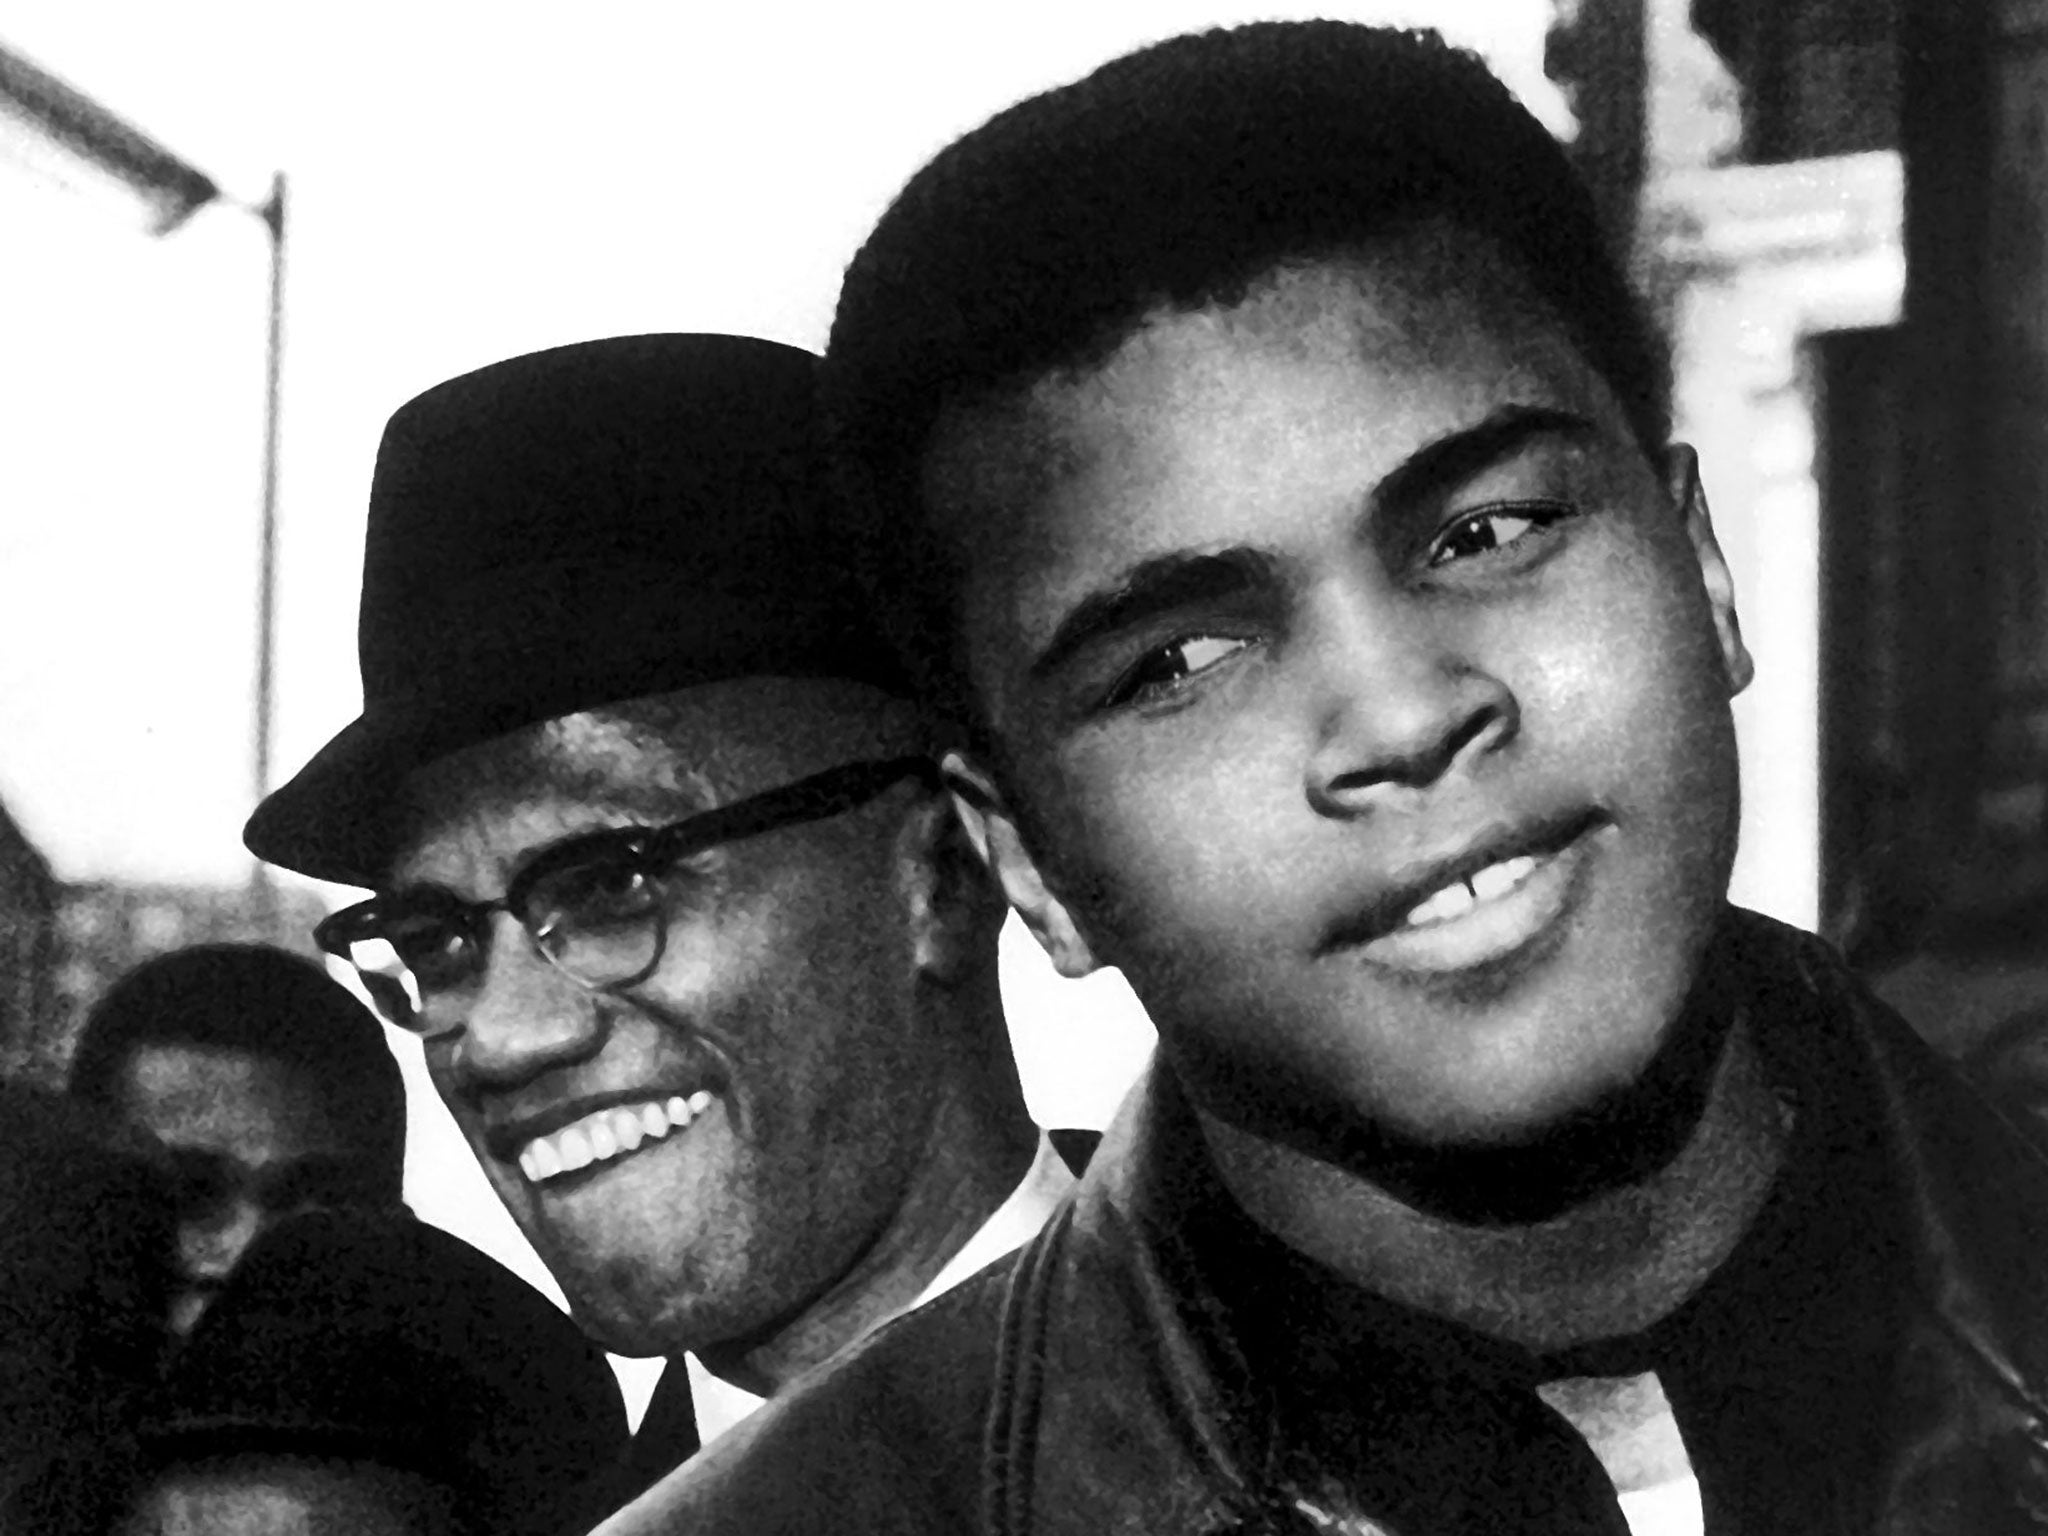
[
  {"xmin": 1302, "ymin": 586, "xmax": 1517, "ymax": 817},
  {"xmin": 444, "ymin": 912, "xmax": 608, "ymax": 1086}
]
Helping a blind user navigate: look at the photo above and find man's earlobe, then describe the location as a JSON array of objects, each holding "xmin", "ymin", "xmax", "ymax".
[
  {"xmin": 1664, "ymin": 444, "xmax": 1754, "ymax": 697},
  {"xmin": 941, "ymin": 751, "xmax": 1101, "ymax": 979}
]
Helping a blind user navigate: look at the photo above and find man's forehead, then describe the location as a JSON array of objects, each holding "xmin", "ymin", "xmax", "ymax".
[
  {"xmin": 120, "ymin": 1042, "xmax": 347, "ymax": 1154},
  {"xmin": 387, "ymin": 715, "xmax": 713, "ymax": 890},
  {"xmin": 486, "ymin": 710, "xmax": 710, "ymax": 805},
  {"xmin": 924, "ymin": 226, "xmax": 1625, "ymax": 528},
  {"xmin": 386, "ymin": 676, "xmax": 928, "ymax": 886}
]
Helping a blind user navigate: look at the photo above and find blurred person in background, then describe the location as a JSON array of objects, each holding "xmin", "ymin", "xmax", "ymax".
[
  {"xmin": 0, "ymin": 1083, "xmax": 175, "ymax": 1535},
  {"xmin": 68, "ymin": 943, "xmax": 408, "ymax": 1339},
  {"xmin": 242, "ymin": 335, "xmax": 1084, "ymax": 1511},
  {"xmin": 115, "ymin": 1207, "xmax": 626, "ymax": 1536}
]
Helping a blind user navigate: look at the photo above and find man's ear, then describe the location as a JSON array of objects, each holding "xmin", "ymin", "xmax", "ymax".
[
  {"xmin": 894, "ymin": 784, "xmax": 1006, "ymax": 989},
  {"xmin": 940, "ymin": 750, "xmax": 1101, "ymax": 980},
  {"xmin": 1664, "ymin": 444, "xmax": 1754, "ymax": 698}
]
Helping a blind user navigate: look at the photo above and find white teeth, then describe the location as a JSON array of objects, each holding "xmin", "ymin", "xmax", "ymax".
[
  {"xmin": 517, "ymin": 1093, "xmax": 713, "ymax": 1184},
  {"xmin": 529, "ymin": 1138, "xmax": 563, "ymax": 1180},
  {"xmin": 611, "ymin": 1107, "xmax": 645, "ymax": 1153},
  {"xmin": 1405, "ymin": 854, "xmax": 1540, "ymax": 928},
  {"xmin": 1408, "ymin": 880, "xmax": 1476, "ymax": 927},
  {"xmin": 610, "ymin": 1105, "xmax": 643, "ymax": 1155},
  {"xmin": 1469, "ymin": 855, "xmax": 1534, "ymax": 904},
  {"xmin": 556, "ymin": 1125, "xmax": 594, "ymax": 1173}
]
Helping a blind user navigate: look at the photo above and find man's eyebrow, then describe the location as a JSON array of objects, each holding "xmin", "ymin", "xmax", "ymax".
[
  {"xmin": 386, "ymin": 818, "xmax": 654, "ymax": 902},
  {"xmin": 1370, "ymin": 404, "xmax": 1602, "ymax": 518},
  {"xmin": 1029, "ymin": 547, "xmax": 1278, "ymax": 681}
]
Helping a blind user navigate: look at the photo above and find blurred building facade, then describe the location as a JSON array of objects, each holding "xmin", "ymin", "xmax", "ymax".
[
  {"xmin": 0, "ymin": 799, "xmax": 58, "ymax": 1079},
  {"xmin": 1553, "ymin": 0, "xmax": 1906, "ymax": 945},
  {"xmin": 0, "ymin": 801, "xmax": 328, "ymax": 1088},
  {"xmin": 1552, "ymin": 0, "xmax": 2048, "ymax": 1056}
]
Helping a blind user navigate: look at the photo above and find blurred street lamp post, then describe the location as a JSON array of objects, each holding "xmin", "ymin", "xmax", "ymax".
[
  {"xmin": 253, "ymin": 170, "xmax": 286, "ymax": 931},
  {"xmin": 0, "ymin": 43, "xmax": 287, "ymax": 933}
]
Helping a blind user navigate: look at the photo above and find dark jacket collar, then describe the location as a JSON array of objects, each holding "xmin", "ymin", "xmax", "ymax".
[{"xmin": 994, "ymin": 910, "xmax": 2048, "ymax": 1535}]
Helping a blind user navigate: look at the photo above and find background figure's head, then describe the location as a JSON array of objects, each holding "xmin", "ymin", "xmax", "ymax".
[
  {"xmin": 69, "ymin": 943, "xmax": 406, "ymax": 1337},
  {"xmin": 245, "ymin": 336, "xmax": 1018, "ymax": 1368},
  {"xmin": 0, "ymin": 1084, "xmax": 174, "ymax": 1525},
  {"xmin": 827, "ymin": 22, "xmax": 1751, "ymax": 1221},
  {"xmin": 116, "ymin": 1208, "xmax": 627, "ymax": 1536}
]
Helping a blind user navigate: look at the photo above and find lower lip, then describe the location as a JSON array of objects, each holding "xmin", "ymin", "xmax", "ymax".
[{"xmin": 1355, "ymin": 830, "xmax": 1595, "ymax": 978}]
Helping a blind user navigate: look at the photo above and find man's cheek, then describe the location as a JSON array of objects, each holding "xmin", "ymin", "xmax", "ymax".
[
  {"xmin": 423, "ymin": 1042, "xmax": 462, "ymax": 1105},
  {"xmin": 1089, "ymin": 809, "xmax": 1274, "ymax": 932}
]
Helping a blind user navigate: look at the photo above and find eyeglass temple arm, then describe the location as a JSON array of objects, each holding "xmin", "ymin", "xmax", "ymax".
[{"xmin": 644, "ymin": 755, "xmax": 939, "ymax": 865}]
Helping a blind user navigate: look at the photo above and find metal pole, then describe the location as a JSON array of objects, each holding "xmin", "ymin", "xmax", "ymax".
[{"xmin": 249, "ymin": 170, "xmax": 286, "ymax": 932}]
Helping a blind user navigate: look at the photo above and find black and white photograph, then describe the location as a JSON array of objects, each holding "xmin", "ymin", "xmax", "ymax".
[{"xmin": 5, "ymin": 3, "xmax": 2043, "ymax": 1533}]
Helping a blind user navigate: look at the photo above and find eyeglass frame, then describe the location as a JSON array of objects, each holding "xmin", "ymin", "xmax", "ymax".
[{"xmin": 315, "ymin": 754, "xmax": 940, "ymax": 1034}]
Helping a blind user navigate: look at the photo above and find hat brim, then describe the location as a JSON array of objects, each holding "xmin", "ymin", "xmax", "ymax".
[
  {"xmin": 245, "ymin": 560, "xmax": 908, "ymax": 888},
  {"xmin": 245, "ymin": 694, "xmax": 587, "ymax": 891}
]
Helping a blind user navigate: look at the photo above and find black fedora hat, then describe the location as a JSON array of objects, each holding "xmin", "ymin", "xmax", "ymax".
[
  {"xmin": 136, "ymin": 1209, "xmax": 627, "ymax": 1536},
  {"xmin": 244, "ymin": 333, "xmax": 909, "ymax": 888}
]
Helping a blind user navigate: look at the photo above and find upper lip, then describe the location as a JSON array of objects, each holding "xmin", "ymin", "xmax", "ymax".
[
  {"xmin": 1314, "ymin": 806, "xmax": 1604, "ymax": 955},
  {"xmin": 483, "ymin": 1082, "xmax": 717, "ymax": 1163}
]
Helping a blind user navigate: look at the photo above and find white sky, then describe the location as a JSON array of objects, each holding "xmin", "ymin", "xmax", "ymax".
[
  {"xmin": 1, "ymin": 0, "xmax": 1562, "ymax": 889},
  {"xmin": 1, "ymin": 0, "xmax": 1560, "ymax": 1417}
]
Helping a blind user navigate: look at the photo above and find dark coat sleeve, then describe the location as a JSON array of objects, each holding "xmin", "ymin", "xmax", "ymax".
[{"xmin": 591, "ymin": 1274, "xmax": 1009, "ymax": 1536}]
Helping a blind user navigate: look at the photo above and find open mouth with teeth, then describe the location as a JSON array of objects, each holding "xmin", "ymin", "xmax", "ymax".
[
  {"xmin": 1329, "ymin": 814, "xmax": 1604, "ymax": 979},
  {"xmin": 517, "ymin": 1091, "xmax": 714, "ymax": 1184},
  {"xmin": 1400, "ymin": 854, "xmax": 1539, "ymax": 928}
]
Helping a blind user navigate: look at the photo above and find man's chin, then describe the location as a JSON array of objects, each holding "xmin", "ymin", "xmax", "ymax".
[
  {"xmin": 1317, "ymin": 1086, "xmax": 1709, "ymax": 1225},
  {"xmin": 1187, "ymin": 989, "xmax": 1737, "ymax": 1227},
  {"xmin": 548, "ymin": 1257, "xmax": 706, "ymax": 1356},
  {"xmin": 497, "ymin": 1207, "xmax": 689, "ymax": 1351}
]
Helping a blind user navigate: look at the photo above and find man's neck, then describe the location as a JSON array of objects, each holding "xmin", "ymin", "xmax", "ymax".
[
  {"xmin": 1198, "ymin": 1015, "xmax": 1790, "ymax": 1352},
  {"xmin": 699, "ymin": 977, "xmax": 1038, "ymax": 1396}
]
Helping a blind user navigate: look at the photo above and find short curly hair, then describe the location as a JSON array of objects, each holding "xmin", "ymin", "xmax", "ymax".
[
  {"xmin": 826, "ymin": 20, "xmax": 1669, "ymax": 731},
  {"xmin": 68, "ymin": 943, "xmax": 406, "ymax": 1200}
]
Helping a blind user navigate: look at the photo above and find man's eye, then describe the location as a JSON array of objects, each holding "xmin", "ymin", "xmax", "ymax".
[
  {"xmin": 1104, "ymin": 634, "xmax": 1253, "ymax": 707},
  {"xmin": 1428, "ymin": 501, "xmax": 1575, "ymax": 565},
  {"xmin": 389, "ymin": 919, "xmax": 476, "ymax": 985},
  {"xmin": 542, "ymin": 859, "xmax": 657, "ymax": 926}
]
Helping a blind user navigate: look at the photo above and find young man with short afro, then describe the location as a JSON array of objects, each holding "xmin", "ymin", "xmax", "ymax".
[{"xmin": 600, "ymin": 23, "xmax": 2048, "ymax": 1535}]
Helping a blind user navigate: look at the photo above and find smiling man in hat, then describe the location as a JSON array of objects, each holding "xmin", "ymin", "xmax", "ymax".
[{"xmin": 243, "ymin": 334, "xmax": 1076, "ymax": 1505}]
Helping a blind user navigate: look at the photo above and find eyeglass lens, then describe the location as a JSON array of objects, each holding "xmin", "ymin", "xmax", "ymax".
[
  {"xmin": 342, "ymin": 855, "xmax": 669, "ymax": 1031},
  {"xmin": 521, "ymin": 857, "xmax": 666, "ymax": 985},
  {"xmin": 335, "ymin": 756, "xmax": 932, "ymax": 1032}
]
